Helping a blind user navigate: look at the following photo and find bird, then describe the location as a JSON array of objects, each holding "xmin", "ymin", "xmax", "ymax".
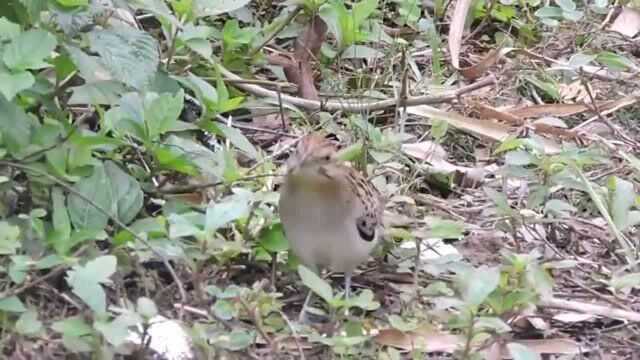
[{"xmin": 278, "ymin": 133, "xmax": 384, "ymax": 320}]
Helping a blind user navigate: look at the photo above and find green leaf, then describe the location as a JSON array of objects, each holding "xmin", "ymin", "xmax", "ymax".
[
  {"xmin": 3, "ymin": 29, "xmax": 57, "ymax": 71},
  {"xmin": 555, "ymin": 0, "xmax": 575, "ymax": 11},
  {"xmin": 195, "ymin": 0, "xmax": 251, "ymax": 17},
  {"xmin": 51, "ymin": 187, "xmax": 71, "ymax": 241},
  {"xmin": 94, "ymin": 313, "xmax": 140, "ymax": 347},
  {"xmin": 56, "ymin": 0, "xmax": 89, "ymax": 6},
  {"xmin": 0, "ymin": 221, "xmax": 21, "ymax": 255},
  {"xmin": 0, "ymin": 296, "xmax": 26, "ymax": 312},
  {"xmin": 136, "ymin": 297, "xmax": 158, "ymax": 318},
  {"xmin": 258, "ymin": 222, "xmax": 289, "ymax": 253},
  {"xmin": 15, "ymin": 310, "xmax": 42, "ymax": 336},
  {"xmin": 298, "ymin": 265, "xmax": 333, "ymax": 303},
  {"xmin": 144, "ymin": 90, "xmax": 184, "ymax": 140},
  {"xmin": 426, "ymin": 217, "xmax": 465, "ymax": 239},
  {"xmin": 212, "ymin": 329, "xmax": 255, "ymax": 351},
  {"xmin": 544, "ymin": 199, "xmax": 576, "ymax": 217},
  {"xmin": 214, "ymin": 123, "xmax": 259, "ymax": 159},
  {"xmin": 0, "ymin": 17, "xmax": 21, "ymax": 41},
  {"xmin": 205, "ymin": 190, "xmax": 252, "ymax": 233},
  {"xmin": 52, "ymin": 316, "xmax": 93, "ymax": 337},
  {"xmin": 507, "ymin": 343, "xmax": 541, "ymax": 360},
  {"xmin": 0, "ymin": 70, "xmax": 34, "ymax": 100},
  {"xmin": 597, "ymin": 51, "xmax": 637, "ymax": 71},
  {"xmin": 610, "ymin": 272, "xmax": 640, "ymax": 291},
  {"xmin": 535, "ymin": 5, "xmax": 563, "ymax": 18},
  {"xmin": 67, "ymin": 161, "xmax": 143, "ymax": 231},
  {"xmin": 505, "ymin": 150, "xmax": 534, "ymax": 166},
  {"xmin": 213, "ymin": 299, "xmax": 237, "ymax": 320},
  {"xmin": 0, "ymin": 94, "xmax": 33, "ymax": 156},
  {"xmin": 66, "ymin": 255, "xmax": 117, "ymax": 315},
  {"xmin": 608, "ymin": 176, "xmax": 638, "ymax": 230},
  {"xmin": 88, "ymin": 27, "xmax": 159, "ymax": 89},
  {"xmin": 353, "ymin": 0, "xmax": 378, "ymax": 25},
  {"xmin": 457, "ymin": 266, "xmax": 500, "ymax": 306}
]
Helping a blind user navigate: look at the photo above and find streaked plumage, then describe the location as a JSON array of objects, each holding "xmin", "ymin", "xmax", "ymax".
[{"xmin": 279, "ymin": 134, "xmax": 383, "ymax": 307}]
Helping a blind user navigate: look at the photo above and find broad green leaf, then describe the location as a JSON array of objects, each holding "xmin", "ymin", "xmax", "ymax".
[
  {"xmin": 611, "ymin": 272, "xmax": 640, "ymax": 291},
  {"xmin": 526, "ymin": 263, "xmax": 554, "ymax": 298},
  {"xmin": 597, "ymin": 51, "xmax": 637, "ymax": 71},
  {"xmin": 0, "ymin": 94, "xmax": 33, "ymax": 156},
  {"xmin": 0, "ymin": 17, "xmax": 21, "ymax": 41},
  {"xmin": 505, "ymin": 150, "xmax": 534, "ymax": 166},
  {"xmin": 144, "ymin": 90, "xmax": 184, "ymax": 139},
  {"xmin": 3, "ymin": 29, "xmax": 57, "ymax": 70},
  {"xmin": 475, "ymin": 316, "xmax": 511, "ymax": 333},
  {"xmin": 544, "ymin": 199, "xmax": 576, "ymax": 217},
  {"xmin": 258, "ymin": 223, "xmax": 289, "ymax": 253},
  {"xmin": 0, "ymin": 296, "xmax": 26, "ymax": 312},
  {"xmin": 68, "ymin": 161, "xmax": 143, "ymax": 231},
  {"xmin": 56, "ymin": 0, "xmax": 89, "ymax": 6},
  {"xmin": 507, "ymin": 343, "xmax": 541, "ymax": 360},
  {"xmin": 457, "ymin": 266, "xmax": 500, "ymax": 306},
  {"xmin": 212, "ymin": 329, "xmax": 256, "ymax": 351},
  {"xmin": 555, "ymin": 0, "xmax": 575, "ymax": 11},
  {"xmin": 0, "ymin": 221, "xmax": 20, "ymax": 255},
  {"xmin": 52, "ymin": 316, "xmax": 93, "ymax": 337},
  {"xmin": 0, "ymin": 70, "xmax": 34, "ymax": 100},
  {"xmin": 205, "ymin": 190, "xmax": 253, "ymax": 232},
  {"xmin": 194, "ymin": 0, "xmax": 252, "ymax": 17},
  {"xmin": 425, "ymin": 217, "xmax": 464, "ymax": 239},
  {"xmin": 214, "ymin": 123, "xmax": 259, "ymax": 159},
  {"xmin": 68, "ymin": 81, "xmax": 127, "ymax": 106},
  {"xmin": 66, "ymin": 255, "xmax": 117, "ymax": 314},
  {"xmin": 352, "ymin": 0, "xmax": 378, "ymax": 25},
  {"xmin": 15, "ymin": 310, "xmax": 42, "ymax": 336},
  {"xmin": 51, "ymin": 187, "xmax": 71, "ymax": 240},
  {"xmin": 213, "ymin": 299, "xmax": 237, "ymax": 320},
  {"xmin": 608, "ymin": 176, "xmax": 638, "ymax": 230},
  {"xmin": 94, "ymin": 313, "xmax": 141, "ymax": 347},
  {"xmin": 535, "ymin": 6, "xmax": 563, "ymax": 18},
  {"xmin": 136, "ymin": 297, "xmax": 158, "ymax": 318},
  {"xmin": 298, "ymin": 265, "xmax": 333, "ymax": 303},
  {"xmin": 65, "ymin": 46, "xmax": 112, "ymax": 83},
  {"xmin": 88, "ymin": 27, "xmax": 159, "ymax": 89}
]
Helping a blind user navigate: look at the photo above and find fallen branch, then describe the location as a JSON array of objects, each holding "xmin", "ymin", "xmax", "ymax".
[
  {"xmin": 218, "ymin": 64, "xmax": 496, "ymax": 113},
  {"xmin": 540, "ymin": 297, "xmax": 640, "ymax": 322}
]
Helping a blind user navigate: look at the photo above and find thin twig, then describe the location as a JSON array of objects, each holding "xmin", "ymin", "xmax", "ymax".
[
  {"xmin": 156, "ymin": 173, "xmax": 279, "ymax": 194},
  {"xmin": 219, "ymin": 64, "xmax": 496, "ymax": 113},
  {"xmin": 0, "ymin": 161, "xmax": 188, "ymax": 319},
  {"xmin": 249, "ymin": 6, "xmax": 302, "ymax": 58},
  {"xmin": 540, "ymin": 297, "xmax": 640, "ymax": 322},
  {"xmin": 278, "ymin": 310, "xmax": 306, "ymax": 360},
  {"xmin": 0, "ymin": 245, "xmax": 89, "ymax": 300}
]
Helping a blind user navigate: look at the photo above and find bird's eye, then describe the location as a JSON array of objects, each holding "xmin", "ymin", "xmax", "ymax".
[{"xmin": 323, "ymin": 155, "xmax": 331, "ymax": 161}]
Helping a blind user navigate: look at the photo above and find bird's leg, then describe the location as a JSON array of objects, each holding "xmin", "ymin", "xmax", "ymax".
[
  {"xmin": 298, "ymin": 289, "xmax": 314, "ymax": 323},
  {"xmin": 344, "ymin": 272, "xmax": 352, "ymax": 317},
  {"xmin": 344, "ymin": 272, "xmax": 352, "ymax": 300}
]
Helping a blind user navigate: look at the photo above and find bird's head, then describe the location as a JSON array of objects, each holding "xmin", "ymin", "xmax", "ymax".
[{"xmin": 287, "ymin": 133, "xmax": 337, "ymax": 173}]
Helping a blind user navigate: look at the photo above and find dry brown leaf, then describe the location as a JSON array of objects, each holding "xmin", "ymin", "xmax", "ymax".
[
  {"xmin": 374, "ymin": 328, "xmax": 463, "ymax": 352},
  {"xmin": 473, "ymin": 102, "xmax": 524, "ymax": 125},
  {"xmin": 553, "ymin": 312, "xmax": 596, "ymax": 323},
  {"xmin": 459, "ymin": 47, "xmax": 513, "ymax": 80},
  {"xmin": 507, "ymin": 103, "xmax": 592, "ymax": 118},
  {"xmin": 406, "ymin": 105, "xmax": 561, "ymax": 153},
  {"xmin": 610, "ymin": 7, "xmax": 640, "ymax": 37},
  {"xmin": 506, "ymin": 339, "xmax": 586, "ymax": 355},
  {"xmin": 448, "ymin": 0, "xmax": 474, "ymax": 69}
]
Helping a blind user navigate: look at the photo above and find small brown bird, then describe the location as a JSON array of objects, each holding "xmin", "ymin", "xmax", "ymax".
[{"xmin": 278, "ymin": 133, "xmax": 384, "ymax": 317}]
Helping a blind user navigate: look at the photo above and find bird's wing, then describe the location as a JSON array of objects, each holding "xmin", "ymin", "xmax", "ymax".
[{"xmin": 322, "ymin": 164, "xmax": 383, "ymax": 243}]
